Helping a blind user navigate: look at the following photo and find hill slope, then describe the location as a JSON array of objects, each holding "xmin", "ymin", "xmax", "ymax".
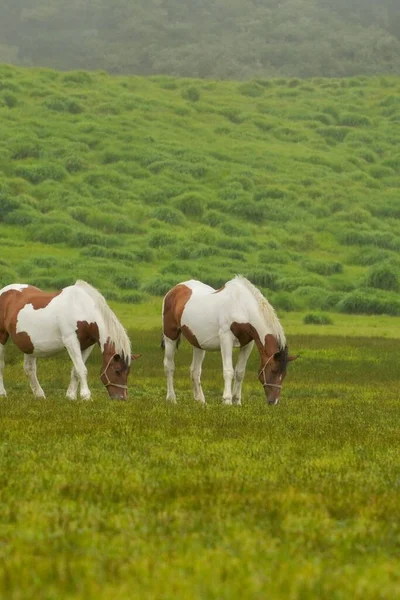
[{"xmin": 0, "ymin": 65, "xmax": 400, "ymax": 315}]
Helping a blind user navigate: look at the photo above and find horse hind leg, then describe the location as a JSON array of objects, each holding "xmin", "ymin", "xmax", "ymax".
[
  {"xmin": 190, "ymin": 347, "xmax": 206, "ymax": 404},
  {"xmin": 23, "ymin": 355, "xmax": 46, "ymax": 398},
  {"xmin": 220, "ymin": 333, "xmax": 235, "ymax": 405},
  {"xmin": 0, "ymin": 341, "xmax": 7, "ymax": 396},
  {"xmin": 66, "ymin": 346, "xmax": 94, "ymax": 400},
  {"xmin": 163, "ymin": 336, "xmax": 178, "ymax": 402}
]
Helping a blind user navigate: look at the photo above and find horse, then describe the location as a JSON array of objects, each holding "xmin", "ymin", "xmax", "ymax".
[
  {"xmin": 0, "ymin": 280, "xmax": 140, "ymax": 400},
  {"xmin": 161, "ymin": 275, "xmax": 297, "ymax": 405}
]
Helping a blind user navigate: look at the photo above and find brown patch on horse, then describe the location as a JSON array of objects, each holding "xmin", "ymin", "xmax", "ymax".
[
  {"xmin": 264, "ymin": 333, "xmax": 280, "ymax": 356},
  {"xmin": 163, "ymin": 284, "xmax": 193, "ymax": 341},
  {"xmin": 181, "ymin": 324, "xmax": 201, "ymax": 349},
  {"xmin": 76, "ymin": 321, "xmax": 100, "ymax": 350},
  {"xmin": 230, "ymin": 322, "xmax": 263, "ymax": 349},
  {"xmin": 0, "ymin": 287, "xmax": 61, "ymax": 353}
]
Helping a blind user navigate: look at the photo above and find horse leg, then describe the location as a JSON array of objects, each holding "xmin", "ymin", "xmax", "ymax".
[
  {"xmin": 232, "ymin": 341, "xmax": 254, "ymax": 406},
  {"xmin": 63, "ymin": 336, "xmax": 91, "ymax": 400},
  {"xmin": 190, "ymin": 347, "xmax": 206, "ymax": 403},
  {"xmin": 66, "ymin": 346, "xmax": 94, "ymax": 400},
  {"xmin": 163, "ymin": 336, "xmax": 178, "ymax": 402},
  {"xmin": 23, "ymin": 355, "xmax": 46, "ymax": 398},
  {"xmin": 0, "ymin": 340, "xmax": 7, "ymax": 396},
  {"xmin": 220, "ymin": 333, "xmax": 235, "ymax": 405}
]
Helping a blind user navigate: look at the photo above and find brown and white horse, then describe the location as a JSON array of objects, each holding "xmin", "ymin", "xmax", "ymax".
[
  {"xmin": 162, "ymin": 276, "xmax": 297, "ymax": 405},
  {"xmin": 0, "ymin": 280, "xmax": 140, "ymax": 400}
]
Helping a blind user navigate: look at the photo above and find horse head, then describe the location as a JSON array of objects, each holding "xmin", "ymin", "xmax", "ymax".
[
  {"xmin": 100, "ymin": 342, "xmax": 141, "ymax": 400},
  {"xmin": 258, "ymin": 341, "xmax": 298, "ymax": 405}
]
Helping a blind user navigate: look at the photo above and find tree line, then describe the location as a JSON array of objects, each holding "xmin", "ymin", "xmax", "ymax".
[{"xmin": 0, "ymin": 0, "xmax": 399, "ymax": 79}]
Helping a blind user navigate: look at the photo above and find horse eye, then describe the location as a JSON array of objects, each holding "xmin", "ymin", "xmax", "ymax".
[{"xmin": 115, "ymin": 369, "xmax": 122, "ymax": 376}]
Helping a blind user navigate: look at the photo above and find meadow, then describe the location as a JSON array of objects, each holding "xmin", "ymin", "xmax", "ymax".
[
  {"xmin": 1, "ymin": 315, "xmax": 400, "ymax": 599},
  {"xmin": 0, "ymin": 66, "xmax": 400, "ymax": 318}
]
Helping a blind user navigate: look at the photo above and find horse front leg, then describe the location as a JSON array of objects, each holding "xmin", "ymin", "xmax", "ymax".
[
  {"xmin": 23, "ymin": 354, "xmax": 46, "ymax": 398},
  {"xmin": 66, "ymin": 346, "xmax": 94, "ymax": 400},
  {"xmin": 163, "ymin": 336, "xmax": 178, "ymax": 403},
  {"xmin": 220, "ymin": 333, "xmax": 235, "ymax": 405},
  {"xmin": 232, "ymin": 341, "xmax": 254, "ymax": 406},
  {"xmin": 0, "ymin": 342, "xmax": 7, "ymax": 396},
  {"xmin": 190, "ymin": 347, "xmax": 206, "ymax": 403},
  {"xmin": 63, "ymin": 336, "xmax": 91, "ymax": 400}
]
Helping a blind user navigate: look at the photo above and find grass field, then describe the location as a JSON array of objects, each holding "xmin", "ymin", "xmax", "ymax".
[{"xmin": 1, "ymin": 322, "xmax": 399, "ymax": 599}]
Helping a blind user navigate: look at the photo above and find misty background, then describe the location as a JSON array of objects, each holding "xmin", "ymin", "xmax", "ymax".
[{"xmin": 0, "ymin": 0, "xmax": 399, "ymax": 79}]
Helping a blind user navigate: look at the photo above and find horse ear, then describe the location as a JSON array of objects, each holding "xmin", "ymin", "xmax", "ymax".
[
  {"xmin": 288, "ymin": 355, "xmax": 299, "ymax": 361},
  {"xmin": 131, "ymin": 353, "xmax": 141, "ymax": 361}
]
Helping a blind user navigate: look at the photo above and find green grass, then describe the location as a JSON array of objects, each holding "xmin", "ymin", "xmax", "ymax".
[
  {"xmin": 0, "ymin": 66, "xmax": 399, "ymax": 315},
  {"xmin": 1, "ymin": 329, "xmax": 400, "ymax": 599}
]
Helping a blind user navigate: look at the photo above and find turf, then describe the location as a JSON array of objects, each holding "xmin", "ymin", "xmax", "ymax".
[{"xmin": 1, "ymin": 330, "xmax": 399, "ymax": 599}]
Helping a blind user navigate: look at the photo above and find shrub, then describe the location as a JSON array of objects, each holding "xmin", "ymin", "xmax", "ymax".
[
  {"xmin": 113, "ymin": 272, "xmax": 140, "ymax": 290},
  {"xmin": 0, "ymin": 266, "xmax": 17, "ymax": 287},
  {"xmin": 303, "ymin": 260, "xmax": 343, "ymax": 276},
  {"xmin": 4, "ymin": 208, "xmax": 38, "ymax": 226},
  {"xmin": 348, "ymin": 248, "xmax": 392, "ymax": 266},
  {"xmin": 148, "ymin": 231, "xmax": 176, "ymax": 248},
  {"xmin": 303, "ymin": 313, "xmax": 333, "ymax": 325},
  {"xmin": 15, "ymin": 163, "xmax": 67, "ymax": 184},
  {"xmin": 152, "ymin": 206, "xmax": 185, "ymax": 226},
  {"xmin": 279, "ymin": 274, "xmax": 326, "ymax": 292},
  {"xmin": 337, "ymin": 291, "xmax": 400, "ymax": 316},
  {"xmin": 338, "ymin": 113, "xmax": 372, "ymax": 127},
  {"xmin": 246, "ymin": 270, "xmax": 279, "ymax": 290},
  {"xmin": 181, "ymin": 87, "xmax": 200, "ymax": 102},
  {"xmin": 238, "ymin": 82, "xmax": 264, "ymax": 97},
  {"xmin": 174, "ymin": 192, "xmax": 205, "ymax": 218},
  {"xmin": 28, "ymin": 224, "xmax": 74, "ymax": 245},
  {"xmin": 44, "ymin": 96, "xmax": 83, "ymax": 114},
  {"xmin": 364, "ymin": 264, "xmax": 399, "ymax": 292},
  {"xmin": 120, "ymin": 291, "xmax": 145, "ymax": 304},
  {"xmin": 317, "ymin": 127, "xmax": 349, "ymax": 142},
  {"xmin": 143, "ymin": 277, "xmax": 176, "ymax": 296},
  {"xmin": 270, "ymin": 292, "xmax": 298, "ymax": 312}
]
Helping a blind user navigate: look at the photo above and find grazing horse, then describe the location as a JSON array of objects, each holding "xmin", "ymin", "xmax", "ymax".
[
  {"xmin": 162, "ymin": 276, "xmax": 297, "ymax": 405},
  {"xmin": 0, "ymin": 280, "xmax": 140, "ymax": 400}
]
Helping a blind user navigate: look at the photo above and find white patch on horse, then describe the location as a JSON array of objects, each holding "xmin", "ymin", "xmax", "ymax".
[
  {"xmin": 75, "ymin": 280, "xmax": 132, "ymax": 364},
  {"xmin": 0, "ymin": 283, "xmax": 29, "ymax": 296},
  {"xmin": 231, "ymin": 275, "xmax": 286, "ymax": 349}
]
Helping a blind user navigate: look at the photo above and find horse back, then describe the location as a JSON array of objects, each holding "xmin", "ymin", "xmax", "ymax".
[{"xmin": 0, "ymin": 286, "xmax": 60, "ymax": 347}]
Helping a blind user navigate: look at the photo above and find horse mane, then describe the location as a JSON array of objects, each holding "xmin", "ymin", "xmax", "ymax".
[
  {"xmin": 232, "ymin": 275, "xmax": 287, "ymax": 349},
  {"xmin": 75, "ymin": 280, "xmax": 132, "ymax": 364}
]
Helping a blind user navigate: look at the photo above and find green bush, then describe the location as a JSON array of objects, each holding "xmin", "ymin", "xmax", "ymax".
[
  {"xmin": 246, "ymin": 270, "xmax": 279, "ymax": 290},
  {"xmin": 303, "ymin": 313, "xmax": 333, "ymax": 325},
  {"xmin": 113, "ymin": 272, "xmax": 140, "ymax": 290},
  {"xmin": 303, "ymin": 260, "xmax": 343, "ymax": 276},
  {"xmin": 120, "ymin": 291, "xmax": 145, "ymax": 304},
  {"xmin": 337, "ymin": 291, "xmax": 400, "ymax": 316},
  {"xmin": 148, "ymin": 231, "xmax": 176, "ymax": 248},
  {"xmin": 15, "ymin": 163, "xmax": 67, "ymax": 184},
  {"xmin": 152, "ymin": 206, "xmax": 185, "ymax": 226},
  {"xmin": 174, "ymin": 192, "xmax": 205, "ymax": 218},
  {"xmin": 143, "ymin": 277, "xmax": 176, "ymax": 296},
  {"xmin": 364, "ymin": 264, "xmax": 399, "ymax": 292},
  {"xmin": 181, "ymin": 87, "xmax": 200, "ymax": 102}
]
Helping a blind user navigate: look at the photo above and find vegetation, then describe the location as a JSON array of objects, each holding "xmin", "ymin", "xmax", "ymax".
[
  {"xmin": 0, "ymin": 330, "xmax": 399, "ymax": 599},
  {"xmin": 0, "ymin": 0, "xmax": 400, "ymax": 79},
  {"xmin": 0, "ymin": 65, "xmax": 399, "ymax": 316}
]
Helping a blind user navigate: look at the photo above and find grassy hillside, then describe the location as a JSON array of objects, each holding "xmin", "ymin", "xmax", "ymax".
[{"xmin": 0, "ymin": 65, "xmax": 400, "ymax": 316}]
